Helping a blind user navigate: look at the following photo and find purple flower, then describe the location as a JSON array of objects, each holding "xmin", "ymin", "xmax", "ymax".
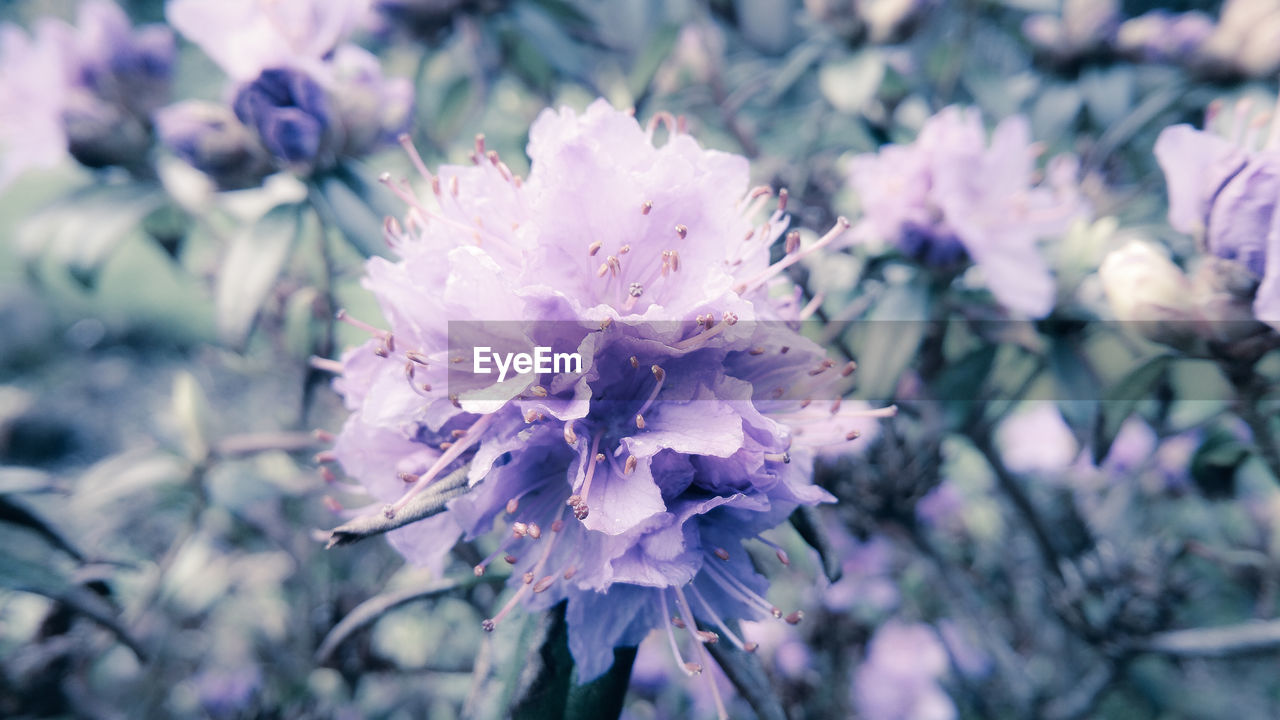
[
  {"xmin": 327, "ymin": 100, "xmax": 890, "ymax": 697},
  {"xmin": 996, "ymin": 404, "xmax": 1079, "ymax": 476},
  {"xmin": 155, "ymin": 101, "xmax": 274, "ymax": 190},
  {"xmin": 853, "ymin": 620, "xmax": 956, "ymax": 720},
  {"xmin": 1153, "ymin": 100, "xmax": 1280, "ymax": 328},
  {"xmin": 0, "ymin": 1, "xmax": 174, "ymax": 186},
  {"xmin": 164, "ymin": 0, "xmax": 411, "ymax": 176},
  {"xmin": 847, "ymin": 106, "xmax": 1088, "ymax": 318},
  {"xmin": 1116, "ymin": 11, "xmax": 1215, "ymax": 64},
  {"xmin": 1023, "ymin": 0, "xmax": 1119, "ymax": 62},
  {"xmin": 233, "ymin": 68, "xmax": 331, "ymax": 165},
  {"xmin": 167, "ymin": 0, "xmax": 371, "ymax": 81}
]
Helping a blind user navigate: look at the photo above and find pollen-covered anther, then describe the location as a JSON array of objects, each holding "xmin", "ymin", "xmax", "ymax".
[
  {"xmin": 671, "ymin": 616, "xmax": 686, "ymax": 629},
  {"xmin": 714, "ymin": 547, "xmax": 730, "ymax": 561},
  {"xmin": 799, "ymin": 397, "xmax": 812, "ymax": 409},
  {"xmin": 486, "ymin": 149, "xmax": 499, "ymax": 166},
  {"xmin": 562, "ymin": 565, "xmax": 577, "ymax": 579},
  {"xmin": 567, "ymin": 494, "xmax": 583, "ymax": 508},
  {"xmin": 600, "ymin": 317, "xmax": 613, "ymax": 331},
  {"xmin": 597, "ymin": 262, "xmax": 609, "ymax": 278},
  {"xmin": 506, "ymin": 497, "xmax": 519, "ymax": 515},
  {"xmin": 524, "ymin": 409, "xmax": 545, "ymax": 423},
  {"xmin": 406, "ymin": 351, "xmax": 430, "ymax": 366},
  {"xmin": 522, "ymin": 572, "xmax": 534, "ymax": 585},
  {"xmin": 845, "ymin": 429, "xmax": 861, "ymax": 441},
  {"xmin": 382, "ymin": 504, "xmax": 396, "ymax": 519},
  {"xmin": 481, "ymin": 619, "xmax": 496, "ymax": 632},
  {"xmin": 529, "ymin": 385, "xmax": 548, "ymax": 397},
  {"xmin": 675, "ymin": 224, "xmax": 688, "ymax": 239},
  {"xmin": 397, "ymin": 471, "xmax": 420, "ymax": 483},
  {"xmin": 743, "ymin": 642, "xmax": 759, "ymax": 653},
  {"xmin": 551, "ymin": 520, "xmax": 564, "ymax": 533},
  {"xmin": 785, "ymin": 610, "xmax": 804, "ymax": 625},
  {"xmin": 695, "ymin": 630, "xmax": 719, "ymax": 644},
  {"xmin": 512, "ymin": 522, "xmax": 529, "ymax": 538},
  {"xmin": 830, "ymin": 396, "xmax": 843, "ymax": 414},
  {"xmin": 449, "ymin": 393, "xmax": 462, "ymax": 408},
  {"xmin": 314, "ymin": 450, "xmax": 337, "ymax": 464},
  {"xmin": 532, "ymin": 575, "xmax": 555, "ymax": 593},
  {"xmin": 764, "ymin": 452, "xmax": 790, "ymax": 464},
  {"xmin": 770, "ymin": 607, "xmax": 783, "ymax": 619},
  {"xmin": 749, "ymin": 346, "xmax": 765, "ymax": 355},
  {"xmin": 504, "ymin": 554, "xmax": 518, "ymax": 564},
  {"xmin": 527, "ymin": 523, "xmax": 542, "ymax": 539},
  {"xmin": 722, "ymin": 311, "xmax": 738, "ymax": 325},
  {"xmin": 635, "ymin": 414, "xmax": 646, "ymax": 430},
  {"xmin": 473, "ymin": 565, "xmax": 486, "ymax": 577},
  {"xmin": 778, "ymin": 187, "xmax": 789, "ymax": 212},
  {"xmin": 630, "ymin": 355, "xmax": 639, "ymax": 368},
  {"xmin": 595, "ymin": 452, "xmax": 606, "ymax": 462},
  {"xmin": 563, "ymin": 422, "xmax": 578, "ymax": 445},
  {"xmin": 588, "ymin": 241, "xmax": 603, "ymax": 256},
  {"xmin": 607, "ymin": 255, "xmax": 621, "ymax": 276},
  {"xmin": 841, "ymin": 361, "xmax": 857, "ymax": 377},
  {"xmin": 629, "ymin": 282, "xmax": 644, "ymax": 298},
  {"xmin": 438, "ymin": 441, "xmax": 453, "ymax": 451},
  {"xmin": 641, "ymin": 200, "xmax": 653, "ymax": 215},
  {"xmin": 625, "ymin": 455, "xmax": 638, "ymax": 474},
  {"xmin": 785, "ymin": 230, "xmax": 801, "ymax": 254},
  {"xmin": 619, "ymin": 244, "xmax": 631, "ymax": 254},
  {"xmin": 776, "ymin": 549, "xmax": 791, "ymax": 566},
  {"xmin": 683, "ymin": 662, "xmax": 703, "ymax": 676},
  {"xmin": 573, "ymin": 503, "xmax": 590, "ymax": 520}
]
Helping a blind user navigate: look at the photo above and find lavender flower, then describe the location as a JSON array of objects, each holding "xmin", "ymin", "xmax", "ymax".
[
  {"xmin": 847, "ymin": 106, "xmax": 1088, "ymax": 318},
  {"xmin": 325, "ymin": 100, "xmax": 889, "ymax": 703},
  {"xmin": 1115, "ymin": 10, "xmax": 1215, "ymax": 64},
  {"xmin": 155, "ymin": 101, "xmax": 274, "ymax": 190},
  {"xmin": 1153, "ymin": 99, "xmax": 1280, "ymax": 329},
  {"xmin": 1023, "ymin": 0, "xmax": 1119, "ymax": 64},
  {"xmin": 853, "ymin": 620, "xmax": 956, "ymax": 720},
  {"xmin": 0, "ymin": 1, "xmax": 174, "ymax": 187}
]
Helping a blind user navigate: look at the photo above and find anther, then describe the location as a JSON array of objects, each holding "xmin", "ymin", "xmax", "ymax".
[
  {"xmin": 672, "ymin": 616, "xmax": 686, "ymax": 629},
  {"xmin": 473, "ymin": 565, "xmax": 486, "ymax": 577},
  {"xmin": 749, "ymin": 346, "xmax": 765, "ymax": 355},
  {"xmin": 785, "ymin": 610, "xmax": 804, "ymax": 625},
  {"xmin": 533, "ymin": 575, "xmax": 555, "ymax": 593},
  {"xmin": 406, "ymin": 351, "xmax": 430, "ymax": 366},
  {"xmin": 451, "ymin": 429, "xmax": 468, "ymax": 439},
  {"xmin": 512, "ymin": 522, "xmax": 528, "ymax": 538},
  {"xmin": 529, "ymin": 385, "xmax": 548, "ymax": 397},
  {"xmin": 562, "ymin": 565, "xmax": 577, "ymax": 579},
  {"xmin": 482, "ymin": 619, "xmax": 496, "ymax": 632},
  {"xmin": 635, "ymin": 414, "xmax": 645, "ymax": 429},
  {"xmin": 528, "ymin": 523, "xmax": 542, "ymax": 539},
  {"xmin": 564, "ymin": 422, "xmax": 578, "ymax": 445},
  {"xmin": 675, "ymin": 224, "xmax": 688, "ymax": 239},
  {"xmin": 573, "ymin": 504, "xmax": 589, "ymax": 520},
  {"xmin": 551, "ymin": 520, "xmax": 564, "ymax": 533},
  {"xmin": 595, "ymin": 452, "xmax": 606, "ymax": 462},
  {"xmin": 785, "ymin": 230, "xmax": 801, "ymax": 254},
  {"xmin": 830, "ymin": 396, "xmax": 843, "ymax": 414},
  {"xmin": 314, "ymin": 450, "xmax": 337, "ymax": 464},
  {"xmin": 506, "ymin": 498, "xmax": 519, "ymax": 514},
  {"xmin": 567, "ymin": 494, "xmax": 583, "ymax": 507},
  {"xmin": 597, "ymin": 262, "xmax": 609, "ymax": 277},
  {"xmin": 743, "ymin": 642, "xmax": 759, "ymax": 653},
  {"xmin": 683, "ymin": 662, "xmax": 703, "ymax": 675},
  {"xmin": 629, "ymin": 282, "xmax": 644, "ymax": 298},
  {"xmin": 382, "ymin": 504, "xmax": 396, "ymax": 519},
  {"xmin": 714, "ymin": 547, "xmax": 730, "ymax": 561},
  {"xmin": 695, "ymin": 630, "xmax": 719, "ymax": 644},
  {"xmin": 588, "ymin": 241, "xmax": 603, "ymax": 256},
  {"xmin": 841, "ymin": 361, "xmax": 857, "ymax": 377},
  {"xmin": 630, "ymin": 356, "xmax": 639, "ymax": 368},
  {"xmin": 504, "ymin": 555, "xmax": 518, "ymax": 564},
  {"xmin": 323, "ymin": 496, "xmax": 343, "ymax": 512},
  {"xmin": 619, "ymin": 244, "xmax": 631, "ymax": 254},
  {"xmin": 641, "ymin": 200, "xmax": 653, "ymax": 215},
  {"xmin": 776, "ymin": 549, "xmax": 791, "ymax": 566},
  {"xmin": 319, "ymin": 466, "xmax": 337, "ymax": 484},
  {"xmin": 449, "ymin": 393, "xmax": 461, "ymax": 408},
  {"xmin": 439, "ymin": 441, "xmax": 453, "ymax": 451},
  {"xmin": 487, "ymin": 150, "xmax": 499, "ymax": 166},
  {"xmin": 398, "ymin": 472, "xmax": 420, "ymax": 483},
  {"xmin": 845, "ymin": 430, "xmax": 861, "ymax": 441},
  {"xmin": 625, "ymin": 455, "xmax": 638, "ymax": 474},
  {"xmin": 778, "ymin": 188, "xmax": 789, "ymax": 212},
  {"xmin": 780, "ymin": 346, "xmax": 790, "ymax": 354},
  {"xmin": 522, "ymin": 572, "xmax": 534, "ymax": 585}
]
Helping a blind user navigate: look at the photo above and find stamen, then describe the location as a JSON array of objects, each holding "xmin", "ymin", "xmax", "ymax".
[
  {"xmin": 572, "ymin": 435, "xmax": 604, "ymax": 520},
  {"xmin": 676, "ymin": 224, "xmax": 688, "ymax": 240},
  {"xmin": 483, "ymin": 508, "xmax": 568, "ymax": 631},
  {"xmin": 714, "ymin": 547, "xmax": 731, "ymax": 561},
  {"xmin": 398, "ymin": 134, "xmax": 434, "ymax": 186},
  {"xmin": 841, "ymin": 361, "xmax": 856, "ymax": 377},
  {"xmin": 642, "ymin": 200, "xmax": 653, "ymax": 215},
  {"xmin": 624, "ymin": 455, "xmax": 638, "ymax": 474},
  {"xmin": 755, "ymin": 536, "xmax": 791, "ymax": 566},
  {"xmin": 533, "ymin": 575, "xmax": 555, "ymax": 593},
  {"xmin": 564, "ymin": 421, "xmax": 578, "ymax": 445},
  {"xmin": 785, "ymin": 610, "xmax": 804, "ymax": 625},
  {"xmin": 778, "ymin": 188, "xmax": 789, "ymax": 212},
  {"xmin": 634, "ymin": 364, "xmax": 667, "ymax": 419},
  {"xmin": 735, "ymin": 217, "xmax": 851, "ymax": 295},
  {"xmin": 705, "ymin": 558, "xmax": 782, "ymax": 618},
  {"xmin": 763, "ymin": 452, "xmax": 791, "ymax": 464},
  {"xmin": 674, "ymin": 585, "xmax": 728, "ymax": 719},
  {"xmin": 389, "ymin": 413, "xmax": 496, "ymax": 515},
  {"xmin": 689, "ymin": 585, "xmax": 755, "ymax": 653},
  {"xmin": 635, "ymin": 414, "xmax": 645, "ymax": 429},
  {"xmin": 660, "ymin": 591, "xmax": 700, "ymax": 677},
  {"xmin": 784, "ymin": 230, "xmax": 801, "ymax": 254},
  {"xmin": 506, "ymin": 497, "xmax": 519, "ymax": 514},
  {"xmin": 799, "ymin": 293, "xmax": 824, "ymax": 321},
  {"xmin": 588, "ymin": 241, "xmax": 603, "ymax": 256}
]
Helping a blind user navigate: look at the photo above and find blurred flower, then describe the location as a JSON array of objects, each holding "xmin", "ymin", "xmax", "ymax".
[
  {"xmin": 191, "ymin": 665, "xmax": 261, "ymax": 719},
  {"xmin": 853, "ymin": 620, "xmax": 956, "ymax": 720},
  {"xmin": 155, "ymin": 101, "xmax": 274, "ymax": 190},
  {"xmin": 1115, "ymin": 10, "xmax": 1214, "ymax": 64},
  {"xmin": 848, "ymin": 106, "xmax": 1088, "ymax": 317},
  {"xmin": 1023, "ymin": 0, "xmax": 1119, "ymax": 64},
  {"xmin": 328, "ymin": 99, "xmax": 889, "ymax": 695},
  {"xmin": 0, "ymin": 0, "xmax": 174, "ymax": 187},
  {"xmin": 167, "ymin": 0, "xmax": 371, "ymax": 81},
  {"xmin": 164, "ymin": 0, "xmax": 412, "ymax": 178},
  {"xmin": 996, "ymin": 403, "xmax": 1078, "ymax": 476},
  {"xmin": 370, "ymin": 0, "xmax": 503, "ymax": 43},
  {"xmin": 823, "ymin": 534, "xmax": 899, "ymax": 614},
  {"xmin": 805, "ymin": 0, "xmax": 934, "ymax": 43},
  {"xmin": 1098, "ymin": 239, "xmax": 1197, "ymax": 339},
  {"xmin": 1153, "ymin": 101, "xmax": 1280, "ymax": 330},
  {"xmin": 1197, "ymin": 0, "xmax": 1280, "ymax": 79}
]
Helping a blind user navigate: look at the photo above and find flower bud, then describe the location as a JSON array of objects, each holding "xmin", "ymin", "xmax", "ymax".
[
  {"xmin": 156, "ymin": 100, "xmax": 273, "ymax": 190},
  {"xmin": 62, "ymin": 91, "xmax": 152, "ymax": 170},
  {"xmin": 327, "ymin": 46, "xmax": 413, "ymax": 159},
  {"xmin": 1098, "ymin": 240, "xmax": 1197, "ymax": 342},
  {"xmin": 233, "ymin": 67, "xmax": 332, "ymax": 167}
]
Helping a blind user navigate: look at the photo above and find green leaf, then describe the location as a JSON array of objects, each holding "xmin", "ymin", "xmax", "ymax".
[
  {"xmin": 18, "ymin": 183, "xmax": 167, "ymax": 283},
  {"xmin": 849, "ymin": 279, "xmax": 929, "ymax": 401},
  {"xmin": 1093, "ymin": 355, "xmax": 1171, "ymax": 464},
  {"xmin": 214, "ymin": 202, "xmax": 303, "ymax": 347},
  {"xmin": 627, "ymin": 25, "xmax": 680, "ymax": 101},
  {"xmin": 311, "ymin": 167, "xmax": 394, "ymax": 258},
  {"xmin": 790, "ymin": 505, "xmax": 842, "ymax": 583},
  {"xmin": 511, "ymin": 602, "xmax": 574, "ymax": 720},
  {"xmin": 171, "ymin": 371, "xmax": 213, "ymax": 464},
  {"xmin": 707, "ymin": 621, "xmax": 787, "ymax": 720}
]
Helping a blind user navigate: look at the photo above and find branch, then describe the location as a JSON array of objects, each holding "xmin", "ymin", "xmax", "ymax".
[
  {"xmin": 213, "ymin": 431, "xmax": 321, "ymax": 458},
  {"xmin": 323, "ymin": 466, "xmax": 471, "ymax": 548}
]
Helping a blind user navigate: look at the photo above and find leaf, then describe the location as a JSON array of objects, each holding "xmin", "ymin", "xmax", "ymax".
[
  {"xmin": 850, "ymin": 279, "xmax": 929, "ymax": 401},
  {"xmin": 171, "ymin": 371, "xmax": 213, "ymax": 463},
  {"xmin": 1092, "ymin": 355, "xmax": 1171, "ymax": 464},
  {"xmin": 214, "ymin": 202, "xmax": 303, "ymax": 347},
  {"xmin": 790, "ymin": 506, "xmax": 842, "ymax": 582},
  {"xmin": 0, "ymin": 496, "xmax": 84, "ymax": 562},
  {"xmin": 310, "ymin": 168, "xmax": 392, "ymax": 259},
  {"xmin": 511, "ymin": 602, "xmax": 574, "ymax": 720},
  {"xmin": 324, "ymin": 465, "xmax": 470, "ymax": 547},
  {"xmin": 818, "ymin": 50, "xmax": 886, "ymax": 114},
  {"xmin": 932, "ymin": 344, "xmax": 998, "ymax": 425},
  {"xmin": 18, "ymin": 183, "xmax": 167, "ymax": 283},
  {"xmin": 315, "ymin": 575, "xmax": 485, "ymax": 662},
  {"xmin": 1030, "ymin": 82, "xmax": 1083, "ymax": 143},
  {"xmin": 1048, "ymin": 335, "xmax": 1101, "ymax": 443},
  {"xmin": 706, "ymin": 622, "xmax": 787, "ymax": 720},
  {"xmin": 565, "ymin": 647, "xmax": 636, "ymax": 720}
]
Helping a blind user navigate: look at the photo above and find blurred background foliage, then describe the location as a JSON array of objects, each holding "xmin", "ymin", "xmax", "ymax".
[{"xmin": 3, "ymin": 0, "xmax": 1280, "ymax": 718}]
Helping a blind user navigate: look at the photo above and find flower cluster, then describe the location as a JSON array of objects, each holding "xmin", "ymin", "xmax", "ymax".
[
  {"xmin": 853, "ymin": 621, "xmax": 956, "ymax": 720},
  {"xmin": 0, "ymin": 0, "xmax": 174, "ymax": 187},
  {"xmin": 846, "ymin": 106, "xmax": 1087, "ymax": 318},
  {"xmin": 325, "ymin": 100, "xmax": 889, "ymax": 698},
  {"xmin": 159, "ymin": 0, "xmax": 411, "ymax": 188}
]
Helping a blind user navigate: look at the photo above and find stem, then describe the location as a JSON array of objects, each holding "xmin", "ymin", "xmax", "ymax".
[
  {"xmin": 1139, "ymin": 619, "xmax": 1280, "ymax": 658},
  {"xmin": 301, "ymin": 194, "xmax": 338, "ymax": 428}
]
